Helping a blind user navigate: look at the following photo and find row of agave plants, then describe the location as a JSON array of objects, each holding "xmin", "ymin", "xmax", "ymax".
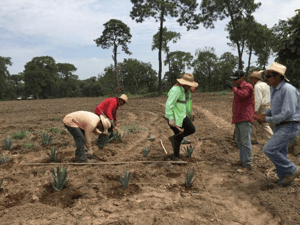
[{"xmin": 1, "ymin": 133, "xmax": 197, "ymax": 192}]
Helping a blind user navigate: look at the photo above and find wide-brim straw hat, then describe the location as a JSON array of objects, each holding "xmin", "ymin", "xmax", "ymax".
[
  {"xmin": 100, "ymin": 115, "xmax": 111, "ymax": 134},
  {"xmin": 265, "ymin": 62, "xmax": 289, "ymax": 82},
  {"xmin": 177, "ymin": 73, "xmax": 198, "ymax": 88},
  {"xmin": 118, "ymin": 94, "xmax": 128, "ymax": 104},
  {"xmin": 249, "ymin": 70, "xmax": 263, "ymax": 81}
]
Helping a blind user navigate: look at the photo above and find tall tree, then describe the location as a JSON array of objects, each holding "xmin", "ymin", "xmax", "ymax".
[
  {"xmin": 94, "ymin": 19, "xmax": 132, "ymax": 88},
  {"xmin": 118, "ymin": 58, "xmax": 157, "ymax": 94},
  {"xmin": 10, "ymin": 72, "xmax": 24, "ymax": 97},
  {"xmin": 0, "ymin": 56, "xmax": 12, "ymax": 100},
  {"xmin": 164, "ymin": 51, "xmax": 193, "ymax": 89},
  {"xmin": 130, "ymin": 0, "xmax": 201, "ymax": 95},
  {"xmin": 23, "ymin": 56, "xmax": 58, "ymax": 99},
  {"xmin": 192, "ymin": 47, "xmax": 218, "ymax": 92},
  {"xmin": 199, "ymin": 0, "xmax": 261, "ymax": 69},
  {"xmin": 152, "ymin": 27, "xmax": 181, "ymax": 70},
  {"xmin": 57, "ymin": 63, "xmax": 77, "ymax": 97}
]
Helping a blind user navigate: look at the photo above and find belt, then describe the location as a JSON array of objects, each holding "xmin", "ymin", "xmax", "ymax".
[{"xmin": 277, "ymin": 121, "xmax": 299, "ymax": 126}]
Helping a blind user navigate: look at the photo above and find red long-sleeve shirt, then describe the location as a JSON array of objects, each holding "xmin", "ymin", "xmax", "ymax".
[
  {"xmin": 94, "ymin": 97, "xmax": 118, "ymax": 121},
  {"xmin": 232, "ymin": 80, "xmax": 255, "ymax": 124}
]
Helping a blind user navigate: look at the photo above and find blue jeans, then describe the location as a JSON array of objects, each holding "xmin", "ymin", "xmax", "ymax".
[
  {"xmin": 235, "ymin": 121, "xmax": 252, "ymax": 167},
  {"xmin": 263, "ymin": 123, "xmax": 299, "ymax": 180},
  {"xmin": 64, "ymin": 125, "xmax": 87, "ymax": 162}
]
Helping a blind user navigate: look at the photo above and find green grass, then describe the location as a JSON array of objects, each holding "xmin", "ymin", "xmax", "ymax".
[
  {"xmin": 121, "ymin": 124, "xmax": 147, "ymax": 133},
  {"xmin": 12, "ymin": 130, "xmax": 27, "ymax": 139},
  {"xmin": 50, "ymin": 117, "xmax": 60, "ymax": 121}
]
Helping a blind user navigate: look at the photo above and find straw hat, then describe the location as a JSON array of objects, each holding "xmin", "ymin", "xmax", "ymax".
[
  {"xmin": 265, "ymin": 62, "xmax": 289, "ymax": 82},
  {"xmin": 177, "ymin": 73, "xmax": 198, "ymax": 87},
  {"xmin": 118, "ymin": 94, "xmax": 128, "ymax": 104},
  {"xmin": 249, "ymin": 70, "xmax": 263, "ymax": 81},
  {"xmin": 100, "ymin": 115, "xmax": 111, "ymax": 135}
]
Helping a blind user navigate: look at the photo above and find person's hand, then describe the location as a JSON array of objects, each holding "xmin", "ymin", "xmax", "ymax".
[
  {"xmin": 169, "ymin": 119, "xmax": 176, "ymax": 127},
  {"xmin": 225, "ymin": 80, "xmax": 234, "ymax": 89},
  {"xmin": 257, "ymin": 114, "xmax": 266, "ymax": 124}
]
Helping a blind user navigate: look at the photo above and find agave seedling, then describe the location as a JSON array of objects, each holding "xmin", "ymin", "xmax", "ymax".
[
  {"xmin": 42, "ymin": 133, "xmax": 52, "ymax": 145},
  {"xmin": 0, "ymin": 154, "xmax": 6, "ymax": 164},
  {"xmin": 183, "ymin": 145, "xmax": 194, "ymax": 158},
  {"xmin": 120, "ymin": 170, "xmax": 131, "ymax": 189},
  {"xmin": 49, "ymin": 147, "xmax": 59, "ymax": 162},
  {"xmin": 51, "ymin": 166, "xmax": 68, "ymax": 191},
  {"xmin": 112, "ymin": 131, "xmax": 121, "ymax": 142},
  {"xmin": 186, "ymin": 167, "xmax": 195, "ymax": 188},
  {"xmin": 181, "ymin": 137, "xmax": 190, "ymax": 144},
  {"xmin": 142, "ymin": 146, "xmax": 149, "ymax": 157},
  {"xmin": 4, "ymin": 136, "xmax": 11, "ymax": 150}
]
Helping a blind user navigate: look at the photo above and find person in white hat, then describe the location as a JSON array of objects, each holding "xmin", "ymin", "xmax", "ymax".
[
  {"xmin": 63, "ymin": 111, "xmax": 111, "ymax": 162},
  {"xmin": 248, "ymin": 70, "xmax": 273, "ymax": 145},
  {"xmin": 94, "ymin": 94, "xmax": 128, "ymax": 142},
  {"xmin": 165, "ymin": 73, "xmax": 198, "ymax": 161},
  {"xmin": 255, "ymin": 62, "xmax": 300, "ymax": 186}
]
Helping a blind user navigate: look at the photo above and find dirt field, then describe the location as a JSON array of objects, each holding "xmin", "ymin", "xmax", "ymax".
[{"xmin": 0, "ymin": 92, "xmax": 300, "ymax": 225}]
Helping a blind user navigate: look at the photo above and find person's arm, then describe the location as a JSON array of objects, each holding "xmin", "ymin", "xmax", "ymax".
[
  {"xmin": 165, "ymin": 87, "xmax": 181, "ymax": 124},
  {"xmin": 266, "ymin": 88, "xmax": 297, "ymax": 124},
  {"xmin": 106, "ymin": 99, "xmax": 117, "ymax": 121},
  {"xmin": 233, "ymin": 85, "xmax": 253, "ymax": 99},
  {"xmin": 84, "ymin": 125, "xmax": 94, "ymax": 149}
]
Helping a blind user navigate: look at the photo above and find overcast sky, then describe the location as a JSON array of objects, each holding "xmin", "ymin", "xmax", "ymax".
[{"xmin": 1, "ymin": 0, "xmax": 299, "ymax": 80}]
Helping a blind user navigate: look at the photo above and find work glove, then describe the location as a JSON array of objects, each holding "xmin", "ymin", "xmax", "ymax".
[
  {"xmin": 169, "ymin": 119, "xmax": 176, "ymax": 127},
  {"xmin": 225, "ymin": 80, "xmax": 234, "ymax": 89}
]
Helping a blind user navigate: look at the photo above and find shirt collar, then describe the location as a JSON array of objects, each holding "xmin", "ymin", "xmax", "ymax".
[{"xmin": 275, "ymin": 80, "xmax": 286, "ymax": 90}]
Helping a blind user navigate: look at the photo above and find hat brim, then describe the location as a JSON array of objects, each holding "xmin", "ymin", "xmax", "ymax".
[
  {"xmin": 230, "ymin": 76, "xmax": 239, "ymax": 80},
  {"xmin": 118, "ymin": 97, "xmax": 128, "ymax": 104},
  {"xmin": 177, "ymin": 78, "xmax": 198, "ymax": 87},
  {"xmin": 265, "ymin": 69, "xmax": 290, "ymax": 82}
]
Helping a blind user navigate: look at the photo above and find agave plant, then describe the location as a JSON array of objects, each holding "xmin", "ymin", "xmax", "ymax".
[
  {"xmin": 120, "ymin": 170, "xmax": 131, "ymax": 189},
  {"xmin": 51, "ymin": 166, "xmax": 68, "ymax": 191},
  {"xmin": 0, "ymin": 154, "xmax": 6, "ymax": 164},
  {"xmin": 111, "ymin": 130, "xmax": 121, "ymax": 142},
  {"xmin": 186, "ymin": 167, "xmax": 195, "ymax": 188},
  {"xmin": 148, "ymin": 135, "xmax": 155, "ymax": 141},
  {"xmin": 48, "ymin": 147, "xmax": 59, "ymax": 162},
  {"xmin": 142, "ymin": 146, "xmax": 149, "ymax": 157},
  {"xmin": 181, "ymin": 137, "xmax": 190, "ymax": 144},
  {"xmin": 4, "ymin": 136, "xmax": 11, "ymax": 150},
  {"xmin": 42, "ymin": 133, "xmax": 52, "ymax": 145},
  {"xmin": 183, "ymin": 145, "xmax": 194, "ymax": 158}
]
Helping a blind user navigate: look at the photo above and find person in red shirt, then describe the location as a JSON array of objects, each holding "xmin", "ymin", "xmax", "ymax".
[
  {"xmin": 227, "ymin": 70, "xmax": 255, "ymax": 173},
  {"xmin": 94, "ymin": 94, "xmax": 128, "ymax": 141}
]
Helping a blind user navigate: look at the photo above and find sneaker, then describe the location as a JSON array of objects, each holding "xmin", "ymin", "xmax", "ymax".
[
  {"xmin": 280, "ymin": 168, "xmax": 300, "ymax": 186},
  {"xmin": 231, "ymin": 160, "xmax": 243, "ymax": 166},
  {"xmin": 168, "ymin": 136, "xmax": 175, "ymax": 149},
  {"xmin": 237, "ymin": 166, "xmax": 251, "ymax": 173}
]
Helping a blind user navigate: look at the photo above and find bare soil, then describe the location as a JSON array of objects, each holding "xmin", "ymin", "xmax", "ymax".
[{"xmin": 0, "ymin": 92, "xmax": 300, "ymax": 225}]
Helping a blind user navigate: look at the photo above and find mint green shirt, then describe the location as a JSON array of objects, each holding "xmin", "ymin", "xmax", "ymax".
[{"xmin": 165, "ymin": 85, "xmax": 192, "ymax": 127}]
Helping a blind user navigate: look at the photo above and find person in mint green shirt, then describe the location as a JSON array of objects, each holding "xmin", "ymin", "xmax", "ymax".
[{"xmin": 165, "ymin": 73, "xmax": 198, "ymax": 161}]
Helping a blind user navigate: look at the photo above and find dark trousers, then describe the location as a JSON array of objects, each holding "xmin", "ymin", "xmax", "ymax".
[
  {"xmin": 65, "ymin": 125, "xmax": 87, "ymax": 162},
  {"xmin": 169, "ymin": 117, "xmax": 196, "ymax": 157}
]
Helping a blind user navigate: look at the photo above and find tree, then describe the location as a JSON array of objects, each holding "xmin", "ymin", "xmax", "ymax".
[
  {"xmin": 10, "ymin": 73, "xmax": 24, "ymax": 97},
  {"xmin": 193, "ymin": 47, "xmax": 218, "ymax": 92},
  {"xmin": 130, "ymin": 0, "xmax": 201, "ymax": 95},
  {"xmin": 163, "ymin": 51, "xmax": 193, "ymax": 90},
  {"xmin": 0, "ymin": 56, "xmax": 12, "ymax": 100},
  {"xmin": 272, "ymin": 13, "xmax": 300, "ymax": 87},
  {"xmin": 23, "ymin": 56, "xmax": 58, "ymax": 99},
  {"xmin": 152, "ymin": 27, "xmax": 181, "ymax": 70},
  {"xmin": 118, "ymin": 58, "xmax": 157, "ymax": 95},
  {"xmin": 199, "ymin": 0, "xmax": 261, "ymax": 69},
  {"xmin": 94, "ymin": 19, "xmax": 132, "ymax": 88},
  {"xmin": 57, "ymin": 63, "xmax": 77, "ymax": 97}
]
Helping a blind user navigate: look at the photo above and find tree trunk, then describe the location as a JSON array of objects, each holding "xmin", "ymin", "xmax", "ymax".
[
  {"xmin": 113, "ymin": 43, "xmax": 119, "ymax": 88},
  {"xmin": 158, "ymin": 8, "xmax": 165, "ymax": 95},
  {"xmin": 246, "ymin": 48, "xmax": 252, "ymax": 78}
]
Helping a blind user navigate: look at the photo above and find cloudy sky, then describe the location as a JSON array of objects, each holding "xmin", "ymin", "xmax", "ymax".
[{"xmin": 1, "ymin": 0, "xmax": 299, "ymax": 80}]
